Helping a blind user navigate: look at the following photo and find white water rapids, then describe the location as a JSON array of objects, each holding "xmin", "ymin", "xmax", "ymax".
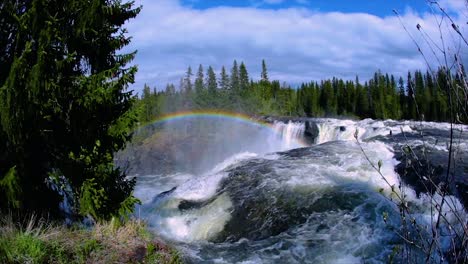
[{"xmin": 131, "ymin": 118, "xmax": 467, "ymax": 263}]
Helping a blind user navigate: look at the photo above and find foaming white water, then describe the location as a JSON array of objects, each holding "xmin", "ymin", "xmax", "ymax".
[
  {"xmin": 209, "ymin": 152, "xmax": 258, "ymax": 173},
  {"xmin": 172, "ymin": 152, "xmax": 258, "ymax": 201},
  {"xmin": 134, "ymin": 117, "xmax": 468, "ymax": 263},
  {"xmin": 314, "ymin": 118, "xmax": 413, "ymax": 144},
  {"xmin": 282, "ymin": 141, "xmax": 402, "ymax": 197},
  {"xmin": 151, "ymin": 193, "xmax": 233, "ymax": 242},
  {"xmin": 271, "ymin": 121, "xmax": 306, "ymax": 149},
  {"xmin": 134, "ymin": 173, "xmax": 194, "ymax": 204},
  {"xmin": 139, "ymin": 152, "xmax": 261, "ymax": 241}
]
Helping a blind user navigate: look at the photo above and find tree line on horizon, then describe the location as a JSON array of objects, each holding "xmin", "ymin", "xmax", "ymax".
[{"xmin": 136, "ymin": 60, "xmax": 467, "ymax": 124}]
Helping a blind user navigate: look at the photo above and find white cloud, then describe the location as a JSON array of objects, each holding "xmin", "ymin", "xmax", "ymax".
[
  {"xmin": 439, "ymin": 0, "xmax": 467, "ymax": 13},
  {"xmin": 124, "ymin": 0, "xmax": 467, "ymax": 93}
]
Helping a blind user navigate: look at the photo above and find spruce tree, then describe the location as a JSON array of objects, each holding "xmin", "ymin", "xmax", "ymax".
[
  {"xmin": 219, "ymin": 66, "xmax": 230, "ymax": 90},
  {"xmin": 426, "ymin": 71, "xmax": 437, "ymax": 120},
  {"xmin": 184, "ymin": 66, "xmax": 193, "ymax": 93},
  {"xmin": 230, "ymin": 60, "xmax": 240, "ymax": 92},
  {"xmin": 414, "ymin": 70, "xmax": 426, "ymax": 119},
  {"xmin": 0, "ymin": 0, "xmax": 140, "ymax": 220},
  {"xmin": 239, "ymin": 62, "xmax": 249, "ymax": 91},
  {"xmin": 141, "ymin": 84, "xmax": 153, "ymax": 122},
  {"xmin": 398, "ymin": 76, "xmax": 407, "ymax": 119},
  {"xmin": 261, "ymin": 59, "xmax": 269, "ymax": 82},
  {"xmin": 195, "ymin": 64, "xmax": 205, "ymax": 93},
  {"xmin": 206, "ymin": 66, "xmax": 218, "ymax": 93},
  {"xmin": 407, "ymin": 71, "xmax": 417, "ymax": 119},
  {"xmin": 337, "ymin": 79, "xmax": 346, "ymax": 115}
]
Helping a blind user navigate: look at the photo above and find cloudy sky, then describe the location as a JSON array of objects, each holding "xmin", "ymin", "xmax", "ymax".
[{"xmin": 124, "ymin": 0, "xmax": 467, "ymax": 93}]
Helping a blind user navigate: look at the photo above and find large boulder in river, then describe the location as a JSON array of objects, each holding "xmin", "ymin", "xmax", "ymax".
[
  {"xmin": 395, "ymin": 144, "xmax": 468, "ymax": 209},
  {"xmin": 304, "ymin": 121, "xmax": 319, "ymax": 144}
]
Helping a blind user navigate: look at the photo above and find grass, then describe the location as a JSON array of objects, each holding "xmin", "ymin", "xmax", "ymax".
[{"xmin": 0, "ymin": 215, "xmax": 183, "ymax": 263}]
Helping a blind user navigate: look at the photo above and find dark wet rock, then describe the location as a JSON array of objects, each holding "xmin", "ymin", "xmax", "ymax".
[
  {"xmin": 339, "ymin": 126, "xmax": 346, "ymax": 132},
  {"xmin": 178, "ymin": 197, "xmax": 217, "ymax": 211},
  {"xmin": 456, "ymin": 183, "xmax": 468, "ymax": 209},
  {"xmin": 200, "ymin": 149, "xmax": 382, "ymax": 243},
  {"xmin": 304, "ymin": 121, "xmax": 319, "ymax": 144},
  {"xmin": 394, "ymin": 144, "xmax": 468, "ymax": 209},
  {"xmin": 367, "ymin": 126, "xmax": 468, "ymax": 209},
  {"xmin": 150, "ymin": 186, "xmax": 177, "ymax": 204}
]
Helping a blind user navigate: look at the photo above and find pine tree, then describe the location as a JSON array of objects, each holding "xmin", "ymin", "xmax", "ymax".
[
  {"xmin": 219, "ymin": 66, "xmax": 230, "ymax": 90},
  {"xmin": 407, "ymin": 71, "xmax": 417, "ymax": 119},
  {"xmin": 206, "ymin": 66, "xmax": 217, "ymax": 93},
  {"xmin": 320, "ymin": 80, "xmax": 336, "ymax": 115},
  {"xmin": 414, "ymin": 70, "xmax": 427, "ymax": 119},
  {"xmin": 230, "ymin": 60, "xmax": 239, "ymax": 92},
  {"xmin": 141, "ymin": 84, "xmax": 152, "ymax": 122},
  {"xmin": 389, "ymin": 75, "xmax": 399, "ymax": 119},
  {"xmin": 239, "ymin": 62, "xmax": 249, "ymax": 91},
  {"xmin": 398, "ymin": 76, "xmax": 406, "ymax": 119},
  {"xmin": 436, "ymin": 68, "xmax": 449, "ymax": 121},
  {"xmin": 184, "ymin": 66, "xmax": 193, "ymax": 93},
  {"xmin": 426, "ymin": 71, "xmax": 437, "ymax": 120},
  {"xmin": 261, "ymin": 59, "xmax": 269, "ymax": 82},
  {"xmin": 0, "ymin": 0, "xmax": 140, "ymax": 219},
  {"xmin": 337, "ymin": 79, "xmax": 347, "ymax": 115},
  {"xmin": 195, "ymin": 64, "xmax": 205, "ymax": 93},
  {"xmin": 356, "ymin": 80, "xmax": 370, "ymax": 118},
  {"xmin": 165, "ymin": 83, "xmax": 176, "ymax": 94}
]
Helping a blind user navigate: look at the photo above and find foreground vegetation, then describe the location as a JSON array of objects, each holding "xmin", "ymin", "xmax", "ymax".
[
  {"xmin": 0, "ymin": 216, "xmax": 181, "ymax": 264},
  {"xmin": 0, "ymin": 1, "xmax": 182, "ymax": 263}
]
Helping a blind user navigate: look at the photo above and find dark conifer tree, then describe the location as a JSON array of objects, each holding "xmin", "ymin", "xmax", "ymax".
[
  {"xmin": 195, "ymin": 64, "xmax": 205, "ymax": 93},
  {"xmin": 184, "ymin": 66, "xmax": 193, "ymax": 93},
  {"xmin": 0, "ymin": 0, "xmax": 141, "ymax": 219},
  {"xmin": 398, "ymin": 76, "xmax": 406, "ymax": 119},
  {"xmin": 239, "ymin": 62, "xmax": 249, "ymax": 91},
  {"xmin": 261, "ymin": 59, "xmax": 269, "ymax": 82},
  {"xmin": 407, "ymin": 71, "xmax": 417, "ymax": 119},
  {"xmin": 230, "ymin": 60, "xmax": 240, "ymax": 92},
  {"xmin": 206, "ymin": 66, "xmax": 218, "ymax": 93},
  {"xmin": 219, "ymin": 66, "xmax": 230, "ymax": 90}
]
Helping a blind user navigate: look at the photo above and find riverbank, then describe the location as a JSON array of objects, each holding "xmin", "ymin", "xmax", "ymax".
[{"xmin": 0, "ymin": 216, "xmax": 182, "ymax": 263}]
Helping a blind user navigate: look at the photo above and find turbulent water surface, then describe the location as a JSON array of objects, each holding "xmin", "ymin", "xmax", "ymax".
[{"xmin": 126, "ymin": 118, "xmax": 468, "ymax": 263}]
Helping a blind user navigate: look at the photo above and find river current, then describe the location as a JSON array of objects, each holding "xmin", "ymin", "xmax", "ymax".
[{"xmin": 128, "ymin": 118, "xmax": 467, "ymax": 263}]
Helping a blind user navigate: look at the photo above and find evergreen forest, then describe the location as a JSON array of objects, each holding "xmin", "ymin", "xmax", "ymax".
[{"xmin": 136, "ymin": 60, "xmax": 467, "ymax": 124}]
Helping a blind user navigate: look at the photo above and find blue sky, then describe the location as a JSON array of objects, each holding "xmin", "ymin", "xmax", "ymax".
[
  {"xmin": 125, "ymin": 0, "xmax": 466, "ymax": 94},
  {"xmin": 181, "ymin": 0, "xmax": 428, "ymax": 17}
]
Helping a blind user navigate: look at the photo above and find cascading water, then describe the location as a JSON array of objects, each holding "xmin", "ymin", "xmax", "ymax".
[
  {"xmin": 271, "ymin": 121, "xmax": 306, "ymax": 149},
  {"xmin": 127, "ymin": 117, "xmax": 468, "ymax": 263}
]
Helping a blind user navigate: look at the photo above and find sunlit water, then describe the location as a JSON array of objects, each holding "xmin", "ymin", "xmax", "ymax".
[{"xmin": 130, "ymin": 118, "xmax": 467, "ymax": 263}]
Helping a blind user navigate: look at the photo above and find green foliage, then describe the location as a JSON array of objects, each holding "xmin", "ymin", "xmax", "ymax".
[
  {"xmin": 145, "ymin": 244, "xmax": 183, "ymax": 264},
  {"xmin": 79, "ymin": 238, "xmax": 102, "ymax": 259},
  {"xmin": 0, "ymin": 166, "xmax": 21, "ymax": 209},
  {"xmin": 133, "ymin": 60, "xmax": 466, "ymax": 123},
  {"xmin": 0, "ymin": 0, "xmax": 141, "ymax": 220},
  {"xmin": 0, "ymin": 217, "xmax": 180, "ymax": 263},
  {"xmin": 1, "ymin": 233, "xmax": 48, "ymax": 263},
  {"xmin": 136, "ymin": 59, "xmax": 461, "ymax": 124}
]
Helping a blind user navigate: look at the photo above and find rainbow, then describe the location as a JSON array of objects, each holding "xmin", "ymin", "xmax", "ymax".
[{"xmin": 140, "ymin": 109, "xmax": 308, "ymax": 147}]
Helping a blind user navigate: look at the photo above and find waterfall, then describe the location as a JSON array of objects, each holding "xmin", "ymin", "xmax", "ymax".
[
  {"xmin": 271, "ymin": 121, "xmax": 306, "ymax": 149},
  {"xmin": 312, "ymin": 119, "xmax": 414, "ymax": 144},
  {"xmin": 267, "ymin": 118, "xmax": 415, "ymax": 147}
]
